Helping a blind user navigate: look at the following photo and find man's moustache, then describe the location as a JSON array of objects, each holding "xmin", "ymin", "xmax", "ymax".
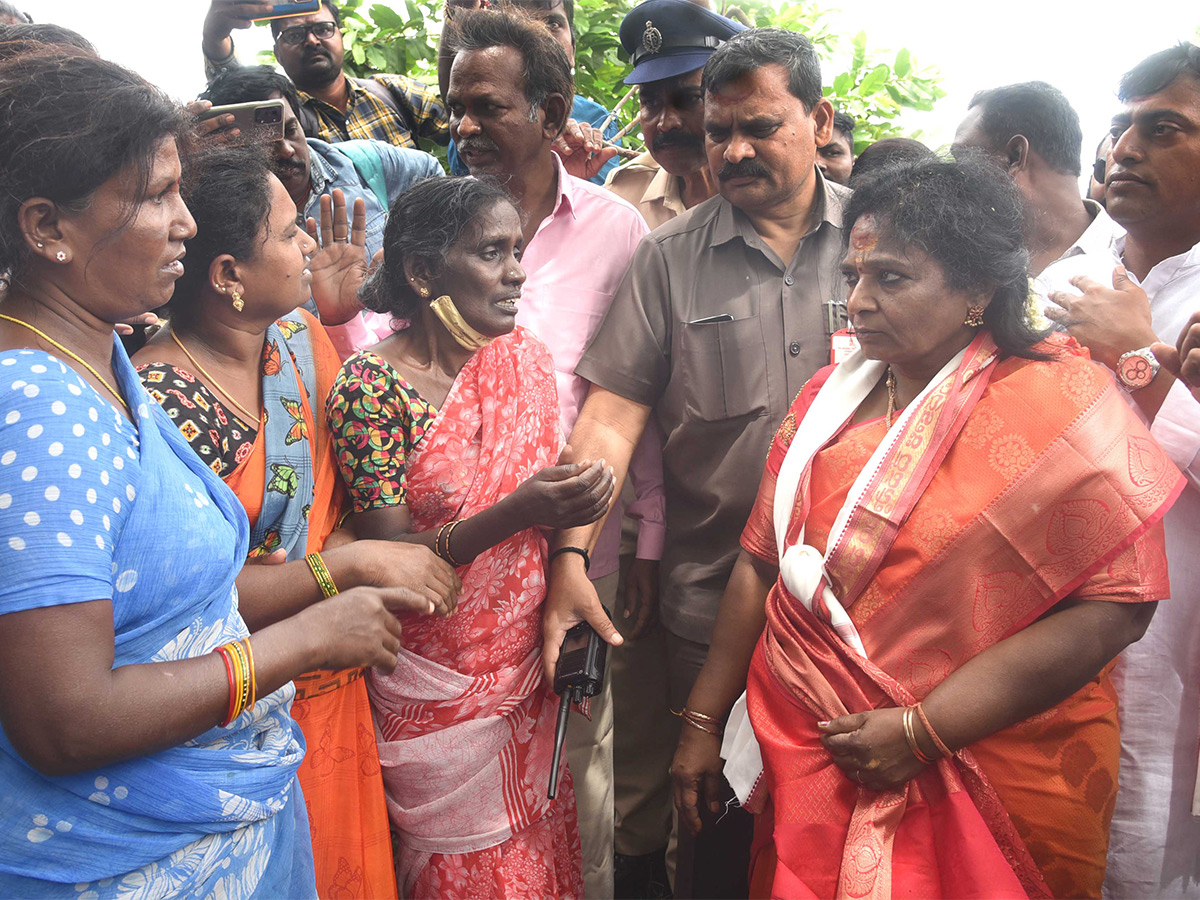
[
  {"xmin": 459, "ymin": 136, "xmax": 500, "ymax": 154},
  {"xmin": 718, "ymin": 160, "xmax": 770, "ymax": 181},
  {"xmin": 651, "ymin": 132, "xmax": 702, "ymax": 154}
]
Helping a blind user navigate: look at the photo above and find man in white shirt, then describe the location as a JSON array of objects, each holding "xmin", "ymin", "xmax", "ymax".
[
  {"xmin": 1043, "ymin": 43, "xmax": 1200, "ymax": 899},
  {"xmin": 952, "ymin": 81, "xmax": 1124, "ymax": 318}
]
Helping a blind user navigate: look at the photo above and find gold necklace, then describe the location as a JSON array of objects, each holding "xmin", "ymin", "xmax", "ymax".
[
  {"xmin": 170, "ymin": 329, "xmax": 259, "ymax": 425},
  {"xmin": 0, "ymin": 313, "xmax": 131, "ymax": 412},
  {"xmin": 885, "ymin": 367, "xmax": 897, "ymax": 428}
]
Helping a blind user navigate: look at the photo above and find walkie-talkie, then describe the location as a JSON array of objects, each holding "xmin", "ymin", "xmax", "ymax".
[{"xmin": 547, "ymin": 611, "xmax": 610, "ymax": 799}]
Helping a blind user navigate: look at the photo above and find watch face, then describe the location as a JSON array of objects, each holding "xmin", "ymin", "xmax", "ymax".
[{"xmin": 1119, "ymin": 352, "xmax": 1156, "ymax": 388}]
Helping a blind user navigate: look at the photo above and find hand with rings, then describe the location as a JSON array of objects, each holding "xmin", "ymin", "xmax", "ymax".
[{"xmin": 819, "ymin": 708, "xmax": 929, "ymax": 792}]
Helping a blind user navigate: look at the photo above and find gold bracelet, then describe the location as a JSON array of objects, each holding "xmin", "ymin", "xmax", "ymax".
[
  {"xmin": 680, "ymin": 708, "xmax": 723, "ymax": 725},
  {"xmin": 305, "ymin": 552, "xmax": 339, "ymax": 599}
]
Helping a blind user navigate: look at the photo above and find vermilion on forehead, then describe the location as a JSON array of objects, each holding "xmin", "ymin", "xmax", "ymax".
[{"xmin": 849, "ymin": 215, "xmax": 881, "ymax": 253}]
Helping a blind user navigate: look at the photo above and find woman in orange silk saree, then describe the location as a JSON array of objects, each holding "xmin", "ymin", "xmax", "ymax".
[
  {"xmin": 670, "ymin": 159, "xmax": 1186, "ymax": 900},
  {"xmin": 737, "ymin": 333, "xmax": 1181, "ymax": 899}
]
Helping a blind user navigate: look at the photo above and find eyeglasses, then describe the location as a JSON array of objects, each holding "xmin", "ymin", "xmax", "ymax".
[{"xmin": 276, "ymin": 21, "xmax": 339, "ymax": 47}]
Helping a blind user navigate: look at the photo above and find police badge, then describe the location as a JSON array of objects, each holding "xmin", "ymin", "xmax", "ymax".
[{"xmin": 642, "ymin": 20, "xmax": 663, "ymax": 54}]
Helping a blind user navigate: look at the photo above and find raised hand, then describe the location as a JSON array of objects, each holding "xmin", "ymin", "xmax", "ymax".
[
  {"xmin": 553, "ymin": 119, "xmax": 619, "ymax": 182},
  {"xmin": 306, "ymin": 189, "xmax": 371, "ymax": 326}
]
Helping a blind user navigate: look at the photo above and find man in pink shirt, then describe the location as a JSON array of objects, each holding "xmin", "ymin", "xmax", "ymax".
[{"xmin": 443, "ymin": 10, "xmax": 663, "ymax": 897}]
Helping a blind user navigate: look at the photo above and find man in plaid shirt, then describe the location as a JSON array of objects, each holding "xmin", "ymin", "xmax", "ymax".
[{"xmin": 201, "ymin": 1, "xmax": 449, "ymax": 149}]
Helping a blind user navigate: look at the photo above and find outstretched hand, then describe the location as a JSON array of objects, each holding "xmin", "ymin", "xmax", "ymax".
[{"xmin": 306, "ymin": 189, "xmax": 371, "ymax": 326}]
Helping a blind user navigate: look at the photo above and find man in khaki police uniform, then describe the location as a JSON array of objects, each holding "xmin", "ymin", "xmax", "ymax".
[
  {"xmin": 602, "ymin": 3, "xmax": 746, "ymax": 895},
  {"xmin": 604, "ymin": 0, "xmax": 743, "ymax": 229},
  {"xmin": 542, "ymin": 26, "xmax": 851, "ymax": 898}
]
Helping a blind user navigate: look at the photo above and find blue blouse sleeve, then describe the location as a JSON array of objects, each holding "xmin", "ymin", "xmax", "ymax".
[{"xmin": 0, "ymin": 352, "xmax": 138, "ymax": 615}]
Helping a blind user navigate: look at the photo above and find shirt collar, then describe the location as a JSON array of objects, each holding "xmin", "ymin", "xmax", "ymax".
[
  {"xmin": 1059, "ymin": 199, "xmax": 1124, "ymax": 263},
  {"xmin": 306, "ymin": 139, "xmax": 335, "ymax": 199},
  {"xmin": 297, "ymin": 76, "xmax": 363, "ymax": 109},
  {"xmin": 710, "ymin": 165, "xmax": 843, "ymax": 249},
  {"xmin": 641, "ymin": 159, "xmax": 687, "ymax": 217},
  {"xmin": 547, "ymin": 151, "xmax": 578, "ymax": 222},
  {"xmin": 1119, "ymin": 232, "xmax": 1200, "ymax": 296}
]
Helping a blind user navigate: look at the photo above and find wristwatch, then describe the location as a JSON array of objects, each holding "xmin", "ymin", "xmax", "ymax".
[{"xmin": 1116, "ymin": 347, "xmax": 1161, "ymax": 391}]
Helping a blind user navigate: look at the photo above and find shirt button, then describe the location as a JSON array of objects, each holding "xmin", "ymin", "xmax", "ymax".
[
  {"xmin": 784, "ymin": 275, "xmax": 795, "ymax": 286},
  {"xmin": 789, "ymin": 341, "xmax": 801, "ymax": 357}
]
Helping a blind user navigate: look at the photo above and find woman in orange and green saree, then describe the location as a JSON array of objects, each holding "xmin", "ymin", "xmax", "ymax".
[
  {"xmin": 134, "ymin": 145, "xmax": 461, "ymax": 900},
  {"xmin": 669, "ymin": 159, "xmax": 1186, "ymax": 900}
]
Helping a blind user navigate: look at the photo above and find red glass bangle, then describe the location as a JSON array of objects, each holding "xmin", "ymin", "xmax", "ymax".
[{"xmin": 215, "ymin": 645, "xmax": 238, "ymax": 727}]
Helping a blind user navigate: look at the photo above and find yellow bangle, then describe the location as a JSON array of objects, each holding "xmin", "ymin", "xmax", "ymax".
[
  {"xmin": 222, "ymin": 641, "xmax": 248, "ymax": 724},
  {"xmin": 240, "ymin": 637, "xmax": 257, "ymax": 711},
  {"xmin": 305, "ymin": 552, "xmax": 339, "ymax": 599}
]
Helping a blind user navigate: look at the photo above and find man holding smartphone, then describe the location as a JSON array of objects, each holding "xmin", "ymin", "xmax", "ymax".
[
  {"xmin": 202, "ymin": 65, "xmax": 443, "ymax": 357},
  {"xmin": 201, "ymin": 0, "xmax": 449, "ymax": 150}
]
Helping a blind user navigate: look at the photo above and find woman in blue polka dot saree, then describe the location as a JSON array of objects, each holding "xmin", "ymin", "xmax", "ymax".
[{"xmin": 0, "ymin": 46, "xmax": 415, "ymax": 900}]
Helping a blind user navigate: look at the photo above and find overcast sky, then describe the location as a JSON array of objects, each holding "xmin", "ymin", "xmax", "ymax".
[{"xmin": 21, "ymin": 0, "xmax": 1200, "ymax": 174}]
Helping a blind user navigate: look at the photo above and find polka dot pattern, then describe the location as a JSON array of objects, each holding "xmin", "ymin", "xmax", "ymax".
[{"xmin": 0, "ymin": 347, "xmax": 242, "ymax": 673}]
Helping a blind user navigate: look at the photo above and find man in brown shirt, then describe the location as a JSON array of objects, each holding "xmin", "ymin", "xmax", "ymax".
[{"xmin": 542, "ymin": 27, "xmax": 849, "ymax": 897}]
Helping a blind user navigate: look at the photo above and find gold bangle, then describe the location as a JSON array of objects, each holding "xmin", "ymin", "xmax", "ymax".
[
  {"xmin": 680, "ymin": 708, "xmax": 723, "ymax": 725},
  {"xmin": 915, "ymin": 702, "xmax": 954, "ymax": 759},
  {"xmin": 240, "ymin": 637, "xmax": 257, "ymax": 711},
  {"xmin": 443, "ymin": 520, "xmax": 463, "ymax": 567},
  {"xmin": 305, "ymin": 552, "xmax": 339, "ymax": 599},
  {"xmin": 680, "ymin": 714, "xmax": 722, "ymax": 736},
  {"xmin": 902, "ymin": 706, "xmax": 934, "ymax": 765}
]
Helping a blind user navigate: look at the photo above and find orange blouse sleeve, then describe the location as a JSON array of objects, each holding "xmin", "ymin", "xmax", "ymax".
[
  {"xmin": 1071, "ymin": 519, "xmax": 1171, "ymax": 604},
  {"xmin": 740, "ymin": 366, "xmax": 835, "ymax": 564}
]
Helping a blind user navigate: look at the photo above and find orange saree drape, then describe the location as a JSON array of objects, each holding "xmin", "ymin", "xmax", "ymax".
[
  {"xmin": 225, "ymin": 309, "xmax": 397, "ymax": 900},
  {"xmin": 740, "ymin": 334, "xmax": 1183, "ymax": 900}
]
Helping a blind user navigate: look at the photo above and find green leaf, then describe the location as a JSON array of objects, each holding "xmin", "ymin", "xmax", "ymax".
[
  {"xmin": 369, "ymin": 3, "xmax": 405, "ymax": 29},
  {"xmin": 894, "ymin": 48, "xmax": 911, "ymax": 78}
]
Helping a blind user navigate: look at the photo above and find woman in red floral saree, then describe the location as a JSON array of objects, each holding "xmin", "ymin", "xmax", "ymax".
[
  {"xmin": 327, "ymin": 178, "xmax": 614, "ymax": 898},
  {"xmin": 669, "ymin": 160, "xmax": 1185, "ymax": 900}
]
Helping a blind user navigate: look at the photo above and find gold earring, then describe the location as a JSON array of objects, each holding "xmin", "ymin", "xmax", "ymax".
[
  {"xmin": 231, "ymin": 290, "xmax": 244, "ymax": 312},
  {"xmin": 418, "ymin": 286, "xmax": 430, "ymax": 298},
  {"xmin": 965, "ymin": 305, "xmax": 985, "ymax": 327}
]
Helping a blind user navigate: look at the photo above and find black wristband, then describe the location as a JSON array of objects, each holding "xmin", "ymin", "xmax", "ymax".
[{"xmin": 549, "ymin": 545, "xmax": 591, "ymax": 573}]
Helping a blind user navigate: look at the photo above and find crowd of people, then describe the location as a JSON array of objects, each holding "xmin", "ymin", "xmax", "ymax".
[{"xmin": 0, "ymin": 0, "xmax": 1198, "ymax": 898}]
